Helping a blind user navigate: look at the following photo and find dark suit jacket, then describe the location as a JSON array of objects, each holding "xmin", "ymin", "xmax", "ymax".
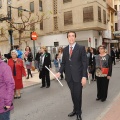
[{"xmin": 59, "ymin": 43, "xmax": 87, "ymax": 82}]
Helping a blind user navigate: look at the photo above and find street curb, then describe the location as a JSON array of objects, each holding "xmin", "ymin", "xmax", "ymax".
[{"xmin": 95, "ymin": 89, "xmax": 120, "ymax": 120}]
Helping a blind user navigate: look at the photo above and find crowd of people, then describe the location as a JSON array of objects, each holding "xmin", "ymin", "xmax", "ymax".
[{"xmin": 0, "ymin": 30, "xmax": 119, "ymax": 120}]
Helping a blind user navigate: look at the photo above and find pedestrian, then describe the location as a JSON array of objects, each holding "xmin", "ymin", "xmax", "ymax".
[
  {"xmin": 95, "ymin": 45, "xmax": 112, "ymax": 102},
  {"xmin": 0, "ymin": 51, "xmax": 15, "ymax": 120},
  {"xmin": 24, "ymin": 46, "xmax": 33, "ymax": 79},
  {"xmin": 56, "ymin": 31, "xmax": 87, "ymax": 120},
  {"xmin": 16, "ymin": 45, "xmax": 23, "ymax": 59},
  {"xmin": 8, "ymin": 50, "xmax": 26, "ymax": 99},
  {"xmin": 115, "ymin": 47, "xmax": 120, "ymax": 60},
  {"xmin": 58, "ymin": 47, "xmax": 64, "ymax": 80},
  {"xmin": 54, "ymin": 54, "xmax": 61, "ymax": 72},
  {"xmin": 111, "ymin": 47, "xmax": 116, "ymax": 65},
  {"xmin": 38, "ymin": 46, "xmax": 51, "ymax": 88},
  {"xmin": 89, "ymin": 47, "xmax": 96, "ymax": 81},
  {"xmin": 35, "ymin": 49, "xmax": 42, "ymax": 71}
]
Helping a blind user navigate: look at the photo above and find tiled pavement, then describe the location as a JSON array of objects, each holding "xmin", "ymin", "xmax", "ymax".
[{"xmin": 98, "ymin": 93, "xmax": 120, "ymax": 120}]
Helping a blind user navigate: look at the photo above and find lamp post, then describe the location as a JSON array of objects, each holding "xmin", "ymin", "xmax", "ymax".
[
  {"xmin": 8, "ymin": 5, "xmax": 13, "ymax": 50},
  {"xmin": 7, "ymin": 5, "xmax": 30, "ymax": 50}
]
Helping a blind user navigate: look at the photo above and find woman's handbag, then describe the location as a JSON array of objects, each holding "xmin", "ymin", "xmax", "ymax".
[
  {"xmin": 99, "ymin": 56, "xmax": 109, "ymax": 75},
  {"xmin": 25, "ymin": 60, "xmax": 30, "ymax": 65}
]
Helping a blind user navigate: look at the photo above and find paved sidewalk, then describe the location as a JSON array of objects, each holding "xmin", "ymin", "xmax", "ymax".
[
  {"xmin": 97, "ymin": 93, "xmax": 120, "ymax": 120},
  {"xmin": 96, "ymin": 62, "xmax": 120, "ymax": 120},
  {"xmin": 23, "ymin": 69, "xmax": 56, "ymax": 88}
]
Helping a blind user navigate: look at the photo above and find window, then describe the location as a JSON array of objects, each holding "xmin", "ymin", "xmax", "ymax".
[
  {"xmin": 30, "ymin": 2, "xmax": 34, "ymax": 12},
  {"xmin": 64, "ymin": 11, "xmax": 73, "ymax": 25},
  {"xmin": 103, "ymin": 10, "xmax": 106, "ymax": 24},
  {"xmin": 18, "ymin": 6, "xmax": 22, "ymax": 17},
  {"xmin": 114, "ymin": 5, "xmax": 117, "ymax": 16},
  {"xmin": 0, "ymin": 0, "xmax": 2, "ymax": 8},
  {"xmin": 63, "ymin": 0, "xmax": 72, "ymax": 3},
  {"xmin": 53, "ymin": 0, "xmax": 57, "ymax": 14},
  {"xmin": 83, "ymin": 6, "xmax": 93, "ymax": 22},
  {"xmin": 115, "ymin": 23, "xmax": 118, "ymax": 31},
  {"xmin": 54, "ymin": 17, "xmax": 58, "ymax": 30},
  {"xmin": 98, "ymin": 6, "xmax": 101, "ymax": 22},
  {"xmin": 39, "ymin": 0, "xmax": 43, "ymax": 11},
  {"xmin": 40, "ymin": 21, "xmax": 43, "ymax": 30}
]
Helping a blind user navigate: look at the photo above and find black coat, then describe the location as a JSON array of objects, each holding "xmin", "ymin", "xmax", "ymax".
[
  {"xmin": 39, "ymin": 52, "xmax": 51, "ymax": 79},
  {"xmin": 59, "ymin": 43, "xmax": 87, "ymax": 82},
  {"xmin": 35, "ymin": 52, "xmax": 41, "ymax": 61},
  {"xmin": 27, "ymin": 52, "xmax": 33, "ymax": 62}
]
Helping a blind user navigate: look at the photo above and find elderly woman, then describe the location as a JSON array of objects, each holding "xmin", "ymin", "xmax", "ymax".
[
  {"xmin": 95, "ymin": 45, "xmax": 112, "ymax": 102},
  {"xmin": 8, "ymin": 50, "xmax": 26, "ymax": 99},
  {"xmin": 39, "ymin": 46, "xmax": 51, "ymax": 88},
  {"xmin": 0, "ymin": 51, "xmax": 15, "ymax": 120},
  {"xmin": 24, "ymin": 46, "xmax": 33, "ymax": 79}
]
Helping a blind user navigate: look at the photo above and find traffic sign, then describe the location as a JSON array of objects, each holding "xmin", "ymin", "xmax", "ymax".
[{"xmin": 30, "ymin": 32, "xmax": 37, "ymax": 40}]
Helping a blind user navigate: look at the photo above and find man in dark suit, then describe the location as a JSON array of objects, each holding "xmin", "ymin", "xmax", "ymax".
[{"xmin": 56, "ymin": 31, "xmax": 87, "ymax": 120}]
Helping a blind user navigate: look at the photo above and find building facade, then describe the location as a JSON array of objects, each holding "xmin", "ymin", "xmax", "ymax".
[{"xmin": 0, "ymin": 0, "xmax": 109, "ymax": 55}]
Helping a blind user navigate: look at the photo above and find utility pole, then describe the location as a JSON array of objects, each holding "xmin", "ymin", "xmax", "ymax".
[{"xmin": 8, "ymin": 6, "xmax": 13, "ymax": 50}]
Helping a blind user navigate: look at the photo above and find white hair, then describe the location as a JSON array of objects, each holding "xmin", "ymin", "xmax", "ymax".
[{"xmin": 11, "ymin": 50, "xmax": 18, "ymax": 56}]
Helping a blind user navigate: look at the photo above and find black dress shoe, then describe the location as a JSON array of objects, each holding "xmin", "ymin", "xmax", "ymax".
[
  {"xmin": 40, "ymin": 86, "xmax": 45, "ymax": 88},
  {"xmin": 68, "ymin": 111, "xmax": 76, "ymax": 117},
  {"xmin": 17, "ymin": 96, "xmax": 21, "ymax": 99},
  {"xmin": 46, "ymin": 86, "xmax": 50, "ymax": 88},
  {"xmin": 101, "ymin": 99, "xmax": 106, "ymax": 102},
  {"xmin": 96, "ymin": 98, "xmax": 101, "ymax": 101},
  {"xmin": 76, "ymin": 115, "xmax": 82, "ymax": 120}
]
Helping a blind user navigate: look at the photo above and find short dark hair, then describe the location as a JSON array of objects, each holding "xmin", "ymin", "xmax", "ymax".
[
  {"xmin": 67, "ymin": 31, "xmax": 76, "ymax": 38},
  {"xmin": 98, "ymin": 45, "xmax": 106, "ymax": 50},
  {"xmin": 16, "ymin": 45, "xmax": 19, "ymax": 49}
]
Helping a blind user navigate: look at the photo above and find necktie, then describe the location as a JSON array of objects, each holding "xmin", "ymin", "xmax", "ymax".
[
  {"xmin": 70, "ymin": 47, "xmax": 73, "ymax": 56},
  {"xmin": 13, "ymin": 61, "xmax": 16, "ymax": 76}
]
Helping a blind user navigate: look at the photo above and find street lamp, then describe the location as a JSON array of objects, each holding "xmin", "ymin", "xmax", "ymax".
[{"xmin": 7, "ymin": 5, "xmax": 31, "ymax": 50}]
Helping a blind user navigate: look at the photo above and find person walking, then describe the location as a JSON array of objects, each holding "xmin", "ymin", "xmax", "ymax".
[
  {"xmin": 24, "ymin": 46, "xmax": 33, "ymax": 79},
  {"xmin": 54, "ymin": 54, "xmax": 62, "ymax": 73},
  {"xmin": 0, "ymin": 51, "xmax": 15, "ymax": 120},
  {"xmin": 89, "ymin": 47, "xmax": 96, "ymax": 81},
  {"xmin": 8, "ymin": 50, "xmax": 26, "ymax": 99},
  {"xmin": 111, "ymin": 47, "xmax": 116, "ymax": 65},
  {"xmin": 56, "ymin": 31, "xmax": 87, "ymax": 120},
  {"xmin": 95, "ymin": 45, "xmax": 112, "ymax": 102},
  {"xmin": 58, "ymin": 47, "xmax": 64, "ymax": 80},
  {"xmin": 38, "ymin": 46, "xmax": 51, "ymax": 88},
  {"xmin": 16, "ymin": 45, "xmax": 23, "ymax": 59},
  {"xmin": 35, "ymin": 49, "xmax": 42, "ymax": 71},
  {"xmin": 115, "ymin": 48, "xmax": 120, "ymax": 60}
]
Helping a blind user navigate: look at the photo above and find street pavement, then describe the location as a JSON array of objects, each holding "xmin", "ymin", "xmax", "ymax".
[{"xmin": 11, "ymin": 62, "xmax": 120, "ymax": 120}]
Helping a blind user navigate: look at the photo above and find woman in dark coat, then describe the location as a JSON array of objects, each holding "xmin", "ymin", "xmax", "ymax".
[
  {"xmin": 38, "ymin": 46, "xmax": 51, "ymax": 88},
  {"xmin": 89, "ymin": 47, "xmax": 96, "ymax": 81}
]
